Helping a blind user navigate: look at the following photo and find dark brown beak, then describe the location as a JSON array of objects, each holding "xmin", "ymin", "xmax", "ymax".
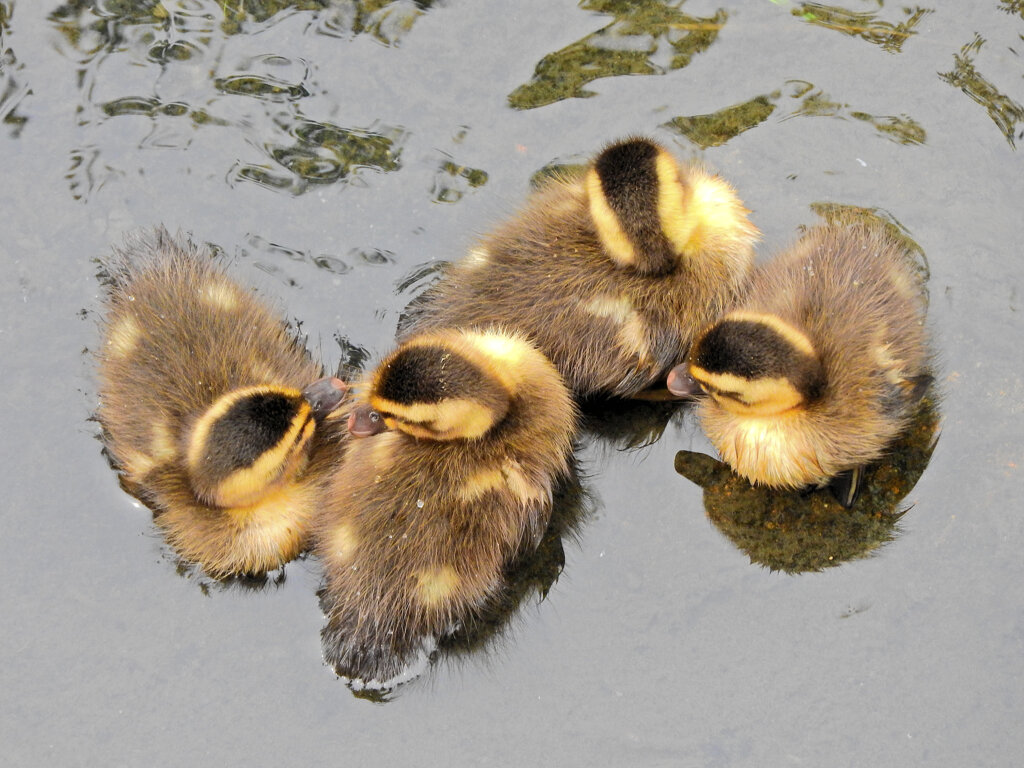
[
  {"xmin": 666, "ymin": 364, "xmax": 704, "ymax": 398},
  {"xmin": 348, "ymin": 403, "xmax": 386, "ymax": 438},
  {"xmin": 302, "ymin": 377, "xmax": 348, "ymax": 421}
]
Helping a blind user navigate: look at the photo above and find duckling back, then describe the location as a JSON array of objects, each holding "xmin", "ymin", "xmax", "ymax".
[
  {"xmin": 400, "ymin": 137, "xmax": 758, "ymax": 397},
  {"xmin": 96, "ymin": 228, "xmax": 349, "ymax": 578},
  {"xmin": 315, "ymin": 328, "xmax": 577, "ymax": 686},
  {"xmin": 688, "ymin": 221, "xmax": 932, "ymax": 490}
]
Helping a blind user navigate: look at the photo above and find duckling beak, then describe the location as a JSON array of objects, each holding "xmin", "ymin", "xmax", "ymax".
[
  {"xmin": 303, "ymin": 377, "xmax": 348, "ymax": 421},
  {"xmin": 348, "ymin": 403, "xmax": 386, "ymax": 438},
  {"xmin": 666, "ymin": 364, "xmax": 704, "ymax": 398}
]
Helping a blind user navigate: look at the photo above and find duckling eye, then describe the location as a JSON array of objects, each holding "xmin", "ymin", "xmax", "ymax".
[{"xmin": 348, "ymin": 404, "xmax": 388, "ymax": 438}]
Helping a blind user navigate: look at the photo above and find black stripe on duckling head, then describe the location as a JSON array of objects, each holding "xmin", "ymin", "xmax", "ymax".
[
  {"xmin": 370, "ymin": 341, "xmax": 511, "ymax": 441},
  {"xmin": 688, "ymin": 313, "xmax": 826, "ymax": 416},
  {"xmin": 586, "ymin": 137, "xmax": 682, "ymax": 275},
  {"xmin": 186, "ymin": 386, "xmax": 315, "ymax": 508}
]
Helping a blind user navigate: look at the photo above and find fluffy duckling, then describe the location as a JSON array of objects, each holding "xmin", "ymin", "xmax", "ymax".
[
  {"xmin": 668, "ymin": 221, "xmax": 932, "ymax": 505},
  {"xmin": 400, "ymin": 136, "xmax": 759, "ymax": 397},
  {"xmin": 96, "ymin": 229, "xmax": 350, "ymax": 579},
  {"xmin": 315, "ymin": 327, "xmax": 577, "ymax": 686}
]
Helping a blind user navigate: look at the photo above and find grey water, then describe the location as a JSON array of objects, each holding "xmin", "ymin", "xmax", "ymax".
[{"xmin": 2, "ymin": 1, "xmax": 1022, "ymax": 765}]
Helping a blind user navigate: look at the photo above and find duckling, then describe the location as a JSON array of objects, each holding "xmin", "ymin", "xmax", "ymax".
[
  {"xmin": 399, "ymin": 136, "xmax": 759, "ymax": 397},
  {"xmin": 315, "ymin": 327, "xmax": 577, "ymax": 686},
  {"xmin": 668, "ymin": 221, "xmax": 933, "ymax": 506},
  {"xmin": 96, "ymin": 228, "xmax": 351, "ymax": 579}
]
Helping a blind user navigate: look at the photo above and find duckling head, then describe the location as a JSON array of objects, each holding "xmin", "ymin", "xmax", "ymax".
[
  {"xmin": 186, "ymin": 378, "xmax": 346, "ymax": 508},
  {"xmin": 681, "ymin": 312, "xmax": 826, "ymax": 417},
  {"xmin": 367, "ymin": 331, "xmax": 515, "ymax": 441},
  {"xmin": 585, "ymin": 137, "xmax": 756, "ymax": 277}
]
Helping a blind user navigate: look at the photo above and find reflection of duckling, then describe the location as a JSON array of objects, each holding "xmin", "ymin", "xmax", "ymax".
[
  {"xmin": 675, "ymin": 394, "xmax": 941, "ymax": 572},
  {"xmin": 400, "ymin": 136, "xmax": 759, "ymax": 397},
  {"xmin": 315, "ymin": 328, "xmax": 577, "ymax": 687},
  {"xmin": 669, "ymin": 222, "xmax": 932, "ymax": 505},
  {"xmin": 96, "ymin": 229, "xmax": 350, "ymax": 579}
]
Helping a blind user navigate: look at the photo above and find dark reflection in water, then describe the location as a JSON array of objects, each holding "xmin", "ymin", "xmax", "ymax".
[
  {"xmin": 509, "ymin": 0, "xmax": 726, "ymax": 110},
  {"xmin": 665, "ymin": 81, "xmax": 926, "ymax": 149},
  {"xmin": 940, "ymin": 33, "xmax": 1024, "ymax": 148},
  {"xmin": 334, "ymin": 460, "xmax": 596, "ymax": 701},
  {"xmin": 792, "ymin": 2, "xmax": 932, "ymax": 53},
  {"xmin": 48, "ymin": 1, "xmax": 413, "ymax": 199},
  {"xmin": 675, "ymin": 395, "xmax": 941, "ymax": 574},
  {"xmin": 1, "ymin": 1, "xmax": 30, "ymax": 137},
  {"xmin": 579, "ymin": 396, "xmax": 690, "ymax": 451}
]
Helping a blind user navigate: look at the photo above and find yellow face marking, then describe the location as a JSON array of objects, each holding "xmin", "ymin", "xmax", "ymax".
[
  {"xmin": 585, "ymin": 167, "xmax": 636, "ymax": 266},
  {"xmin": 186, "ymin": 386, "xmax": 312, "ymax": 507},
  {"xmin": 210, "ymin": 417, "xmax": 313, "ymax": 507},
  {"xmin": 581, "ymin": 295, "xmax": 651, "ymax": 361},
  {"xmin": 372, "ymin": 396, "xmax": 497, "ymax": 441},
  {"xmin": 106, "ymin": 314, "xmax": 142, "ymax": 357},
  {"xmin": 655, "ymin": 151, "xmax": 697, "ymax": 256},
  {"xmin": 690, "ymin": 365, "xmax": 805, "ymax": 417},
  {"xmin": 150, "ymin": 420, "xmax": 178, "ymax": 462},
  {"xmin": 721, "ymin": 311, "xmax": 817, "ymax": 358},
  {"xmin": 200, "ymin": 280, "xmax": 238, "ymax": 311},
  {"xmin": 415, "ymin": 566, "xmax": 460, "ymax": 607}
]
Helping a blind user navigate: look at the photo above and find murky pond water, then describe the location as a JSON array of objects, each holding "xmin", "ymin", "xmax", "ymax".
[{"xmin": 2, "ymin": 1, "xmax": 1023, "ymax": 765}]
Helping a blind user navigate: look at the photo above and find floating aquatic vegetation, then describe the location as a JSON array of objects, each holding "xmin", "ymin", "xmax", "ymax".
[
  {"xmin": 939, "ymin": 34, "xmax": 1024, "ymax": 149},
  {"xmin": 791, "ymin": 2, "xmax": 932, "ymax": 54},
  {"xmin": 1, "ymin": 2, "xmax": 30, "ymax": 138},
  {"xmin": 508, "ymin": 0, "xmax": 726, "ymax": 110},
  {"xmin": 998, "ymin": 0, "xmax": 1024, "ymax": 19},
  {"xmin": 665, "ymin": 82, "xmax": 926, "ymax": 148},
  {"xmin": 430, "ymin": 155, "xmax": 488, "ymax": 203},
  {"xmin": 664, "ymin": 95, "xmax": 777, "ymax": 149}
]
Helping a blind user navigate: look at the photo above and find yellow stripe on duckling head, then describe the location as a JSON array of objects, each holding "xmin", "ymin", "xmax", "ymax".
[
  {"xmin": 186, "ymin": 385, "xmax": 313, "ymax": 507},
  {"xmin": 689, "ymin": 365, "xmax": 807, "ymax": 417},
  {"xmin": 207, "ymin": 415, "xmax": 314, "ymax": 508},
  {"xmin": 655, "ymin": 150, "xmax": 698, "ymax": 257},
  {"xmin": 678, "ymin": 172, "xmax": 759, "ymax": 261},
  {"xmin": 720, "ymin": 311, "xmax": 817, "ymax": 358},
  {"xmin": 585, "ymin": 166, "xmax": 637, "ymax": 267},
  {"xmin": 371, "ymin": 396, "xmax": 498, "ymax": 441}
]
